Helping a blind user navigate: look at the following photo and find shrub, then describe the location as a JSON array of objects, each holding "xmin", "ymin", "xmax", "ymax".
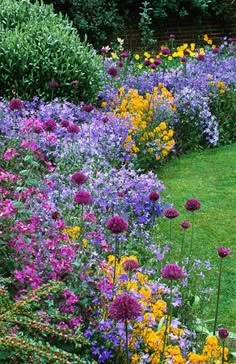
[{"xmin": 0, "ymin": 0, "xmax": 103, "ymax": 101}]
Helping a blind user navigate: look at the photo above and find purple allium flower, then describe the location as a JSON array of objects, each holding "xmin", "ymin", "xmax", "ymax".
[
  {"xmin": 109, "ymin": 294, "xmax": 142, "ymax": 321},
  {"xmin": 107, "ymin": 66, "xmax": 118, "ymax": 77},
  {"xmin": 197, "ymin": 54, "xmax": 205, "ymax": 61},
  {"xmin": 180, "ymin": 56, "xmax": 187, "ymax": 63},
  {"xmin": 118, "ymin": 191, "xmax": 125, "ymax": 198},
  {"xmin": 43, "ymin": 119, "xmax": 57, "ymax": 132},
  {"xmin": 121, "ymin": 51, "xmax": 130, "ymax": 58},
  {"xmin": 82, "ymin": 104, "xmax": 94, "ymax": 112},
  {"xmin": 74, "ymin": 190, "xmax": 92, "ymax": 205},
  {"xmin": 71, "ymin": 171, "xmax": 87, "ymax": 185},
  {"xmin": 33, "ymin": 125, "xmax": 43, "ymax": 134},
  {"xmin": 161, "ymin": 47, "xmax": 171, "ymax": 56},
  {"xmin": 117, "ymin": 61, "xmax": 124, "ymax": 68},
  {"xmin": 149, "ymin": 191, "xmax": 160, "ymax": 201},
  {"xmin": 150, "ymin": 63, "xmax": 157, "ymax": 70},
  {"xmin": 67, "ymin": 124, "xmax": 80, "ymax": 134},
  {"xmin": 106, "ymin": 215, "xmax": 128, "ymax": 234},
  {"xmin": 48, "ymin": 81, "xmax": 59, "ymax": 88},
  {"xmin": 163, "ymin": 207, "xmax": 180, "ymax": 219},
  {"xmin": 169, "ymin": 33, "xmax": 175, "ymax": 39},
  {"xmin": 217, "ymin": 246, "xmax": 232, "ymax": 258},
  {"xmin": 181, "ymin": 221, "xmax": 191, "ymax": 229},
  {"xmin": 123, "ymin": 259, "xmax": 139, "ymax": 272},
  {"xmin": 154, "ymin": 58, "xmax": 162, "ymax": 65},
  {"xmin": 60, "ymin": 119, "xmax": 70, "ymax": 128},
  {"xmin": 102, "ymin": 116, "xmax": 109, "ymax": 124},
  {"xmin": 212, "ymin": 47, "xmax": 220, "ymax": 54},
  {"xmin": 184, "ymin": 198, "xmax": 201, "ymax": 211},
  {"xmin": 184, "ymin": 49, "xmax": 190, "ymax": 56},
  {"xmin": 51, "ymin": 211, "xmax": 61, "ymax": 220},
  {"xmin": 218, "ymin": 327, "xmax": 229, "ymax": 340},
  {"xmin": 143, "ymin": 60, "xmax": 151, "ymax": 67},
  {"xmin": 72, "ymin": 80, "xmax": 78, "ymax": 87},
  {"xmin": 9, "ymin": 98, "xmax": 23, "ymax": 111},
  {"xmin": 161, "ymin": 264, "xmax": 185, "ymax": 280}
]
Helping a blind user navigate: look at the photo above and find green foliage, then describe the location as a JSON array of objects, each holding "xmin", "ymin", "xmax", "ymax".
[
  {"xmin": 211, "ymin": 88, "xmax": 236, "ymax": 145},
  {"xmin": 139, "ymin": 1, "xmax": 157, "ymax": 51},
  {"xmin": 0, "ymin": 281, "xmax": 94, "ymax": 363},
  {"xmin": 0, "ymin": 0, "xmax": 103, "ymax": 102}
]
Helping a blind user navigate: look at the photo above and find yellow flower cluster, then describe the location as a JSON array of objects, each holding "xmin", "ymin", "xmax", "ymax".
[
  {"xmin": 204, "ymin": 34, "xmax": 214, "ymax": 46},
  {"xmin": 188, "ymin": 336, "xmax": 229, "ymax": 363},
  {"xmin": 114, "ymin": 86, "xmax": 175, "ymax": 164},
  {"xmin": 62, "ymin": 226, "xmax": 80, "ymax": 239}
]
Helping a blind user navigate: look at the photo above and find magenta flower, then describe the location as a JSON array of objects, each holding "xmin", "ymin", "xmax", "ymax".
[
  {"xmin": 3, "ymin": 148, "xmax": 19, "ymax": 160},
  {"xmin": 82, "ymin": 104, "xmax": 94, "ymax": 112},
  {"xmin": 121, "ymin": 50, "xmax": 130, "ymax": 58},
  {"xmin": 9, "ymin": 98, "xmax": 23, "ymax": 111},
  {"xmin": 184, "ymin": 198, "xmax": 201, "ymax": 212},
  {"xmin": 161, "ymin": 263, "xmax": 185, "ymax": 280},
  {"xmin": 67, "ymin": 124, "xmax": 80, "ymax": 134},
  {"xmin": 143, "ymin": 60, "xmax": 151, "ymax": 66},
  {"xmin": 184, "ymin": 49, "xmax": 190, "ymax": 56},
  {"xmin": 43, "ymin": 119, "xmax": 57, "ymax": 132},
  {"xmin": 71, "ymin": 171, "xmax": 87, "ymax": 185},
  {"xmin": 161, "ymin": 47, "xmax": 171, "ymax": 56},
  {"xmin": 154, "ymin": 58, "xmax": 161, "ymax": 65},
  {"xmin": 169, "ymin": 33, "xmax": 175, "ymax": 39},
  {"xmin": 150, "ymin": 63, "xmax": 157, "ymax": 70},
  {"xmin": 218, "ymin": 327, "xmax": 229, "ymax": 340},
  {"xmin": 197, "ymin": 54, "xmax": 205, "ymax": 61},
  {"xmin": 212, "ymin": 48, "xmax": 220, "ymax": 54},
  {"xmin": 72, "ymin": 80, "xmax": 78, "ymax": 87},
  {"xmin": 107, "ymin": 66, "xmax": 118, "ymax": 77},
  {"xmin": 48, "ymin": 81, "xmax": 59, "ymax": 88},
  {"xmin": 149, "ymin": 191, "xmax": 160, "ymax": 201},
  {"xmin": 60, "ymin": 119, "xmax": 70, "ymax": 128},
  {"xmin": 102, "ymin": 116, "xmax": 109, "ymax": 123},
  {"xmin": 181, "ymin": 221, "xmax": 191, "ymax": 229},
  {"xmin": 117, "ymin": 61, "xmax": 124, "ymax": 68},
  {"xmin": 218, "ymin": 247, "xmax": 231, "ymax": 258},
  {"xmin": 180, "ymin": 56, "xmax": 187, "ymax": 63},
  {"xmin": 74, "ymin": 190, "xmax": 92, "ymax": 205},
  {"xmin": 109, "ymin": 294, "xmax": 142, "ymax": 321},
  {"xmin": 106, "ymin": 215, "xmax": 128, "ymax": 234},
  {"xmin": 164, "ymin": 207, "xmax": 179, "ymax": 219},
  {"xmin": 123, "ymin": 259, "xmax": 139, "ymax": 272}
]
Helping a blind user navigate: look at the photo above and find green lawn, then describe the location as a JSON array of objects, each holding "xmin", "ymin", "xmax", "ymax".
[{"xmin": 158, "ymin": 144, "xmax": 236, "ymax": 332}]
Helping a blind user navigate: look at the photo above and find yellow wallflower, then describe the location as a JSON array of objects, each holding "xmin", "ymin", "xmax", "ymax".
[
  {"xmin": 134, "ymin": 54, "xmax": 140, "ymax": 60},
  {"xmin": 62, "ymin": 226, "xmax": 80, "ymax": 239},
  {"xmin": 144, "ymin": 51, "xmax": 151, "ymax": 58}
]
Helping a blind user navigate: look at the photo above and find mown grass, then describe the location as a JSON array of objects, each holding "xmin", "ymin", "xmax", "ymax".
[{"xmin": 158, "ymin": 144, "xmax": 236, "ymax": 333}]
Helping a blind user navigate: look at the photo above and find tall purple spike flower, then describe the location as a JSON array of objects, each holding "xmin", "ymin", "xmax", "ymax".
[
  {"xmin": 106, "ymin": 216, "xmax": 128, "ymax": 234},
  {"xmin": 109, "ymin": 294, "xmax": 142, "ymax": 321},
  {"xmin": 161, "ymin": 264, "xmax": 185, "ymax": 280}
]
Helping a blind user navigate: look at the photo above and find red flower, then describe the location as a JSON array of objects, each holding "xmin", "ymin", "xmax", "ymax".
[
  {"xmin": 106, "ymin": 215, "xmax": 128, "ymax": 234},
  {"xmin": 109, "ymin": 294, "xmax": 142, "ymax": 322}
]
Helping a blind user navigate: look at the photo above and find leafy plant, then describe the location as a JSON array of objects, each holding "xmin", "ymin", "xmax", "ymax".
[
  {"xmin": 139, "ymin": 1, "xmax": 157, "ymax": 50},
  {"xmin": 0, "ymin": 0, "xmax": 103, "ymax": 102}
]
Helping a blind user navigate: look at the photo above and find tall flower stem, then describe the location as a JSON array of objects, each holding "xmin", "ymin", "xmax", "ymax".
[
  {"xmin": 169, "ymin": 220, "xmax": 172, "ymax": 241},
  {"xmin": 125, "ymin": 319, "xmax": 129, "ymax": 364},
  {"xmin": 187, "ymin": 212, "xmax": 195, "ymax": 273},
  {"xmin": 213, "ymin": 258, "xmax": 223, "ymax": 335},
  {"xmin": 113, "ymin": 237, "xmax": 120, "ymax": 284},
  {"xmin": 161, "ymin": 282, "xmax": 173, "ymax": 363},
  {"xmin": 222, "ymin": 341, "xmax": 225, "ymax": 364},
  {"xmin": 179, "ymin": 230, "xmax": 186, "ymax": 263}
]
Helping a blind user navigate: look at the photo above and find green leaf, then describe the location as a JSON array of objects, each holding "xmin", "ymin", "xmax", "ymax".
[
  {"xmin": 12, "ymin": 200, "xmax": 24, "ymax": 208},
  {"xmin": 19, "ymin": 169, "xmax": 29, "ymax": 176}
]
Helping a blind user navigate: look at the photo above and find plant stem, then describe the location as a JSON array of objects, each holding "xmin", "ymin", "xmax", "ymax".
[
  {"xmin": 169, "ymin": 219, "xmax": 172, "ymax": 241},
  {"xmin": 113, "ymin": 236, "xmax": 119, "ymax": 284},
  {"xmin": 187, "ymin": 212, "xmax": 195, "ymax": 273},
  {"xmin": 213, "ymin": 258, "xmax": 223, "ymax": 335},
  {"xmin": 161, "ymin": 282, "xmax": 173, "ymax": 363},
  {"xmin": 222, "ymin": 340, "xmax": 225, "ymax": 364},
  {"xmin": 179, "ymin": 230, "xmax": 185, "ymax": 263},
  {"xmin": 125, "ymin": 319, "xmax": 129, "ymax": 364}
]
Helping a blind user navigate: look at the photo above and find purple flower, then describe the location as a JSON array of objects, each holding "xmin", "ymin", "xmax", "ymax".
[
  {"xmin": 212, "ymin": 48, "xmax": 220, "ymax": 54},
  {"xmin": 150, "ymin": 63, "xmax": 157, "ymax": 70},
  {"xmin": 48, "ymin": 81, "xmax": 59, "ymax": 88},
  {"xmin": 72, "ymin": 80, "xmax": 78, "ymax": 87},
  {"xmin": 123, "ymin": 259, "xmax": 139, "ymax": 272},
  {"xmin": 60, "ymin": 119, "xmax": 70, "ymax": 128},
  {"xmin": 71, "ymin": 171, "xmax": 87, "ymax": 185},
  {"xmin": 149, "ymin": 191, "xmax": 160, "ymax": 201},
  {"xmin": 169, "ymin": 33, "xmax": 175, "ymax": 39},
  {"xmin": 74, "ymin": 190, "xmax": 92, "ymax": 205},
  {"xmin": 43, "ymin": 119, "xmax": 57, "ymax": 132},
  {"xmin": 67, "ymin": 124, "xmax": 80, "ymax": 134},
  {"xmin": 117, "ymin": 61, "xmax": 124, "ymax": 68},
  {"xmin": 154, "ymin": 58, "xmax": 161, "ymax": 65},
  {"xmin": 161, "ymin": 47, "xmax": 171, "ymax": 56},
  {"xmin": 121, "ymin": 51, "xmax": 130, "ymax": 58},
  {"xmin": 180, "ymin": 56, "xmax": 187, "ymax": 63},
  {"xmin": 184, "ymin": 198, "xmax": 201, "ymax": 211},
  {"xmin": 184, "ymin": 49, "xmax": 190, "ymax": 56},
  {"xmin": 106, "ymin": 215, "xmax": 128, "ymax": 234},
  {"xmin": 107, "ymin": 66, "xmax": 118, "ymax": 77},
  {"xmin": 82, "ymin": 104, "xmax": 94, "ymax": 112},
  {"xmin": 161, "ymin": 263, "xmax": 185, "ymax": 281},
  {"xmin": 143, "ymin": 60, "xmax": 151, "ymax": 67},
  {"xmin": 181, "ymin": 221, "xmax": 191, "ymax": 229},
  {"xmin": 163, "ymin": 207, "xmax": 179, "ymax": 219},
  {"xmin": 9, "ymin": 98, "xmax": 23, "ymax": 111},
  {"xmin": 197, "ymin": 54, "xmax": 205, "ymax": 61},
  {"xmin": 109, "ymin": 294, "xmax": 142, "ymax": 321},
  {"xmin": 218, "ymin": 327, "xmax": 229, "ymax": 340},
  {"xmin": 218, "ymin": 246, "xmax": 231, "ymax": 258}
]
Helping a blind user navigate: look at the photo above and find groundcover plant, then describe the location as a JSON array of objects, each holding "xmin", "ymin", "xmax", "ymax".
[{"xmin": 0, "ymin": 35, "xmax": 235, "ymax": 363}]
